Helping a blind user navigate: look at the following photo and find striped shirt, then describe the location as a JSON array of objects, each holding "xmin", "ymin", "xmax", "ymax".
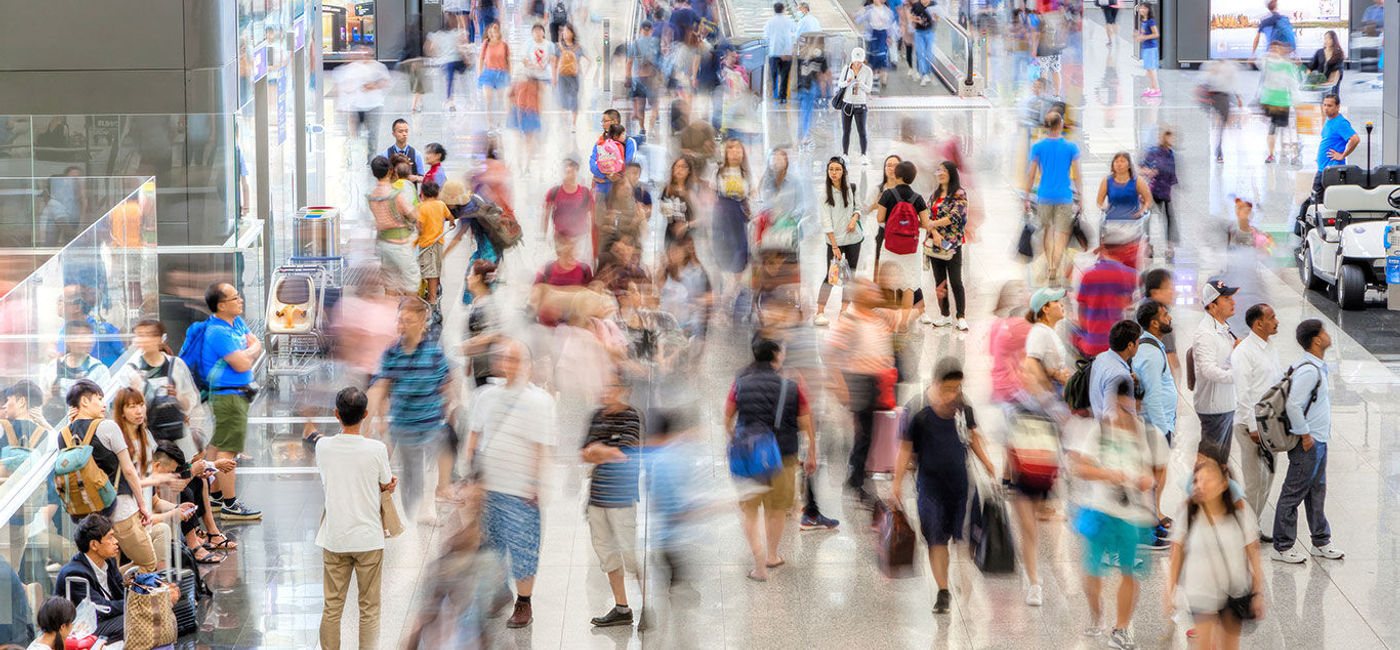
[
  {"xmin": 1073, "ymin": 259, "xmax": 1137, "ymax": 358},
  {"xmin": 582, "ymin": 406, "xmax": 642, "ymax": 507},
  {"xmin": 824, "ymin": 309, "xmax": 894, "ymax": 376},
  {"xmin": 373, "ymin": 339, "xmax": 451, "ymax": 435}
]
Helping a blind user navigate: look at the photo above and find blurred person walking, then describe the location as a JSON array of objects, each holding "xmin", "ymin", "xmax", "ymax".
[
  {"xmin": 316, "ymin": 387, "xmax": 396, "ymax": 650},
  {"xmin": 854, "ymin": 0, "xmax": 894, "ymax": 93},
  {"xmin": 1164, "ymin": 456, "xmax": 1266, "ymax": 649},
  {"xmin": 826, "ymin": 279, "xmax": 896, "ymax": 501},
  {"xmin": 1258, "ymin": 40, "xmax": 1300, "ymax": 164},
  {"xmin": 725, "ymin": 338, "xmax": 819, "ymax": 581},
  {"xmin": 554, "ymin": 24, "xmax": 588, "ymax": 132},
  {"xmin": 467, "ymin": 339, "xmax": 556, "ymax": 628},
  {"xmin": 367, "ymin": 299, "xmax": 455, "ymax": 526},
  {"xmin": 874, "ymin": 161, "xmax": 930, "ymax": 330},
  {"xmin": 890, "ymin": 359, "xmax": 996, "ymax": 614},
  {"xmin": 1140, "ymin": 130, "xmax": 1178, "ymax": 258},
  {"xmin": 1200, "ymin": 60, "xmax": 1243, "ymax": 164},
  {"xmin": 1022, "ymin": 112, "xmax": 1081, "ymax": 285},
  {"xmin": 712, "ymin": 138, "xmax": 753, "ymax": 295},
  {"xmin": 764, "ymin": 3, "xmax": 797, "ymax": 103},
  {"xmin": 793, "ymin": 36, "xmax": 829, "ymax": 144},
  {"xmin": 478, "ymin": 23, "xmax": 512, "ymax": 126},
  {"xmin": 910, "ymin": 0, "xmax": 937, "ymax": 87}
]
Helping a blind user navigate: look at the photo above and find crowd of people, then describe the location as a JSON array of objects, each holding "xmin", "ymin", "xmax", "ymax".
[{"xmin": 0, "ymin": 0, "xmax": 1378, "ymax": 648}]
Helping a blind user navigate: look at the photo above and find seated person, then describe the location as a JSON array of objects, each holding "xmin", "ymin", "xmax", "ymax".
[
  {"xmin": 53, "ymin": 515, "xmax": 127, "ymax": 641},
  {"xmin": 595, "ymin": 235, "xmax": 648, "ymax": 300},
  {"xmin": 26, "ymin": 596, "xmax": 76, "ymax": 650},
  {"xmin": 150, "ymin": 442, "xmax": 236, "ymax": 563}
]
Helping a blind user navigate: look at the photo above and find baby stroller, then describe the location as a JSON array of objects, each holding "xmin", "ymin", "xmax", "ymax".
[{"xmin": 264, "ymin": 264, "xmax": 334, "ymax": 394}]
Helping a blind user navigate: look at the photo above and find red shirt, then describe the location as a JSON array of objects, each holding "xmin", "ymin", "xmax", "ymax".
[
  {"xmin": 989, "ymin": 316, "xmax": 1032, "ymax": 403},
  {"xmin": 534, "ymin": 260, "xmax": 593, "ymax": 287},
  {"xmin": 546, "ymin": 184, "xmax": 594, "ymax": 237},
  {"xmin": 1073, "ymin": 258, "xmax": 1137, "ymax": 357}
]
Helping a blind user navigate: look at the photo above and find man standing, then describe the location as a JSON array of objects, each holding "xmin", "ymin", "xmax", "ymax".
[
  {"xmin": 1022, "ymin": 112, "xmax": 1082, "ymax": 285},
  {"xmin": 467, "ymin": 339, "xmax": 555, "ymax": 628},
  {"xmin": 1140, "ymin": 268, "xmax": 1181, "ymax": 376},
  {"xmin": 1311, "ymin": 94, "xmax": 1360, "ymax": 203},
  {"xmin": 1132, "ymin": 302, "xmax": 1176, "ymax": 547},
  {"xmin": 1272, "ymin": 320, "xmax": 1344, "ymax": 563},
  {"xmin": 1190, "ymin": 280, "xmax": 1239, "ymax": 465},
  {"xmin": 384, "ymin": 119, "xmax": 425, "ymax": 182},
  {"xmin": 200, "ymin": 282, "xmax": 262, "ymax": 520},
  {"xmin": 580, "ymin": 376, "xmax": 643, "ymax": 628},
  {"xmin": 543, "ymin": 157, "xmax": 595, "ymax": 253},
  {"xmin": 367, "ymin": 300, "xmax": 454, "ymax": 526},
  {"xmin": 316, "ymin": 387, "xmax": 395, "ymax": 650},
  {"xmin": 1073, "ymin": 249, "xmax": 1137, "ymax": 359},
  {"xmin": 725, "ymin": 338, "xmax": 818, "ymax": 582},
  {"xmin": 1231, "ymin": 303, "xmax": 1282, "ymax": 538},
  {"xmin": 590, "ymin": 110, "xmax": 637, "ymax": 197},
  {"xmin": 764, "ymin": 3, "xmax": 797, "ymax": 103}
]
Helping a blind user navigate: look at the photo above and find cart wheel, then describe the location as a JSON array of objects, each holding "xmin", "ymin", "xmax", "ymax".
[
  {"xmin": 1338, "ymin": 262, "xmax": 1366, "ymax": 310},
  {"xmin": 1298, "ymin": 242, "xmax": 1326, "ymax": 291}
]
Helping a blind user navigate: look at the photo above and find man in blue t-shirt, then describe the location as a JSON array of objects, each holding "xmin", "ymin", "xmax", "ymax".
[
  {"xmin": 1022, "ymin": 111, "xmax": 1082, "ymax": 285},
  {"xmin": 1251, "ymin": 0, "xmax": 1296, "ymax": 56},
  {"xmin": 1312, "ymin": 94, "xmax": 1360, "ymax": 202},
  {"xmin": 200, "ymin": 282, "xmax": 263, "ymax": 521}
]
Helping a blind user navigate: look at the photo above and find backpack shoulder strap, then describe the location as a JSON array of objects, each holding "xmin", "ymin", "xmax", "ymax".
[
  {"xmin": 773, "ymin": 376, "xmax": 789, "ymax": 430},
  {"xmin": 81, "ymin": 420, "xmax": 101, "ymax": 446},
  {"xmin": 59, "ymin": 424, "xmax": 78, "ymax": 449}
]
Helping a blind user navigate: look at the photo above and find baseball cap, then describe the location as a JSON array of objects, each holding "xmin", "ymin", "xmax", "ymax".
[
  {"xmin": 1200, "ymin": 279, "xmax": 1239, "ymax": 305},
  {"xmin": 1228, "ymin": 191, "xmax": 1254, "ymax": 207},
  {"xmin": 1030, "ymin": 287, "xmax": 1066, "ymax": 314},
  {"xmin": 850, "ymin": 47, "xmax": 866, "ymax": 63}
]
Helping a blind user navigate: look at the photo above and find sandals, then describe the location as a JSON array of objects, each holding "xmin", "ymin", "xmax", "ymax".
[
  {"xmin": 203, "ymin": 533, "xmax": 238, "ymax": 551},
  {"xmin": 194, "ymin": 549, "xmax": 227, "ymax": 564}
]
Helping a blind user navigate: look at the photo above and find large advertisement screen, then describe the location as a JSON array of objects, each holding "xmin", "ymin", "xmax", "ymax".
[{"xmin": 1208, "ymin": 0, "xmax": 1348, "ymax": 59}]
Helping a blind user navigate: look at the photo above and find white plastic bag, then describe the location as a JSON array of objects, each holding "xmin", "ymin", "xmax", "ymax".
[{"xmin": 73, "ymin": 597, "xmax": 98, "ymax": 638}]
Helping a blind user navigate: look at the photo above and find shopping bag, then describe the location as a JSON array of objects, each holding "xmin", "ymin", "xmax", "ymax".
[
  {"xmin": 874, "ymin": 500, "xmax": 916, "ymax": 578},
  {"xmin": 124, "ymin": 584, "xmax": 178, "ymax": 650},
  {"xmin": 865, "ymin": 407, "xmax": 906, "ymax": 475},
  {"xmin": 382, "ymin": 488, "xmax": 406, "ymax": 538},
  {"xmin": 968, "ymin": 487, "xmax": 1016, "ymax": 574}
]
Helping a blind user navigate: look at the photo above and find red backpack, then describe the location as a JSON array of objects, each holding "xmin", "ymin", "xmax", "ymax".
[{"xmin": 883, "ymin": 187, "xmax": 921, "ymax": 254}]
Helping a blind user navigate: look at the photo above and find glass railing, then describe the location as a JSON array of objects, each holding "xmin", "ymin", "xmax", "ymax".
[
  {"xmin": 0, "ymin": 179, "xmax": 159, "ymax": 643},
  {"xmin": 0, "ymin": 113, "xmax": 251, "ymax": 247},
  {"xmin": 0, "ymin": 176, "xmax": 150, "ymax": 283}
]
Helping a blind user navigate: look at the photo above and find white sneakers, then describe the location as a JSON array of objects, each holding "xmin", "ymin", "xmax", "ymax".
[
  {"xmin": 956, "ymin": 318, "xmax": 969, "ymax": 332},
  {"xmin": 813, "ymin": 313, "xmax": 830, "ymax": 326},
  {"xmin": 1025, "ymin": 584, "xmax": 1043, "ymax": 607},
  {"xmin": 920, "ymin": 75, "xmax": 932, "ymax": 87},
  {"xmin": 1310, "ymin": 543, "xmax": 1345, "ymax": 559},
  {"xmin": 1272, "ymin": 544, "xmax": 1345, "ymax": 563},
  {"xmin": 932, "ymin": 315, "xmax": 952, "ymax": 327}
]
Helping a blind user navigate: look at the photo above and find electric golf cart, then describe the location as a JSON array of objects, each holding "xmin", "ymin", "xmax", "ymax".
[{"xmin": 1294, "ymin": 163, "xmax": 1400, "ymax": 310}]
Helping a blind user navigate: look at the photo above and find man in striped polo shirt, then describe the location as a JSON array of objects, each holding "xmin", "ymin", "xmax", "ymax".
[
  {"xmin": 368, "ymin": 299, "xmax": 454, "ymax": 527},
  {"xmin": 1073, "ymin": 249, "xmax": 1137, "ymax": 359},
  {"xmin": 580, "ymin": 374, "xmax": 643, "ymax": 628}
]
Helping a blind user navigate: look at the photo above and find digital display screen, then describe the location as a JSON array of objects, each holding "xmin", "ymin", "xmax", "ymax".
[{"xmin": 1208, "ymin": 0, "xmax": 1348, "ymax": 59}]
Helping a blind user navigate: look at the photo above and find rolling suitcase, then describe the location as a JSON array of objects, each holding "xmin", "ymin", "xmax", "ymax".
[{"xmin": 866, "ymin": 407, "xmax": 906, "ymax": 475}]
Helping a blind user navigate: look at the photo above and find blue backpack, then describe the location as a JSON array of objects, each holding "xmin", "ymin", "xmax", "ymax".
[
  {"xmin": 727, "ymin": 377, "xmax": 786, "ymax": 481},
  {"xmin": 1269, "ymin": 15, "xmax": 1296, "ymax": 49},
  {"xmin": 178, "ymin": 319, "xmax": 228, "ymax": 400}
]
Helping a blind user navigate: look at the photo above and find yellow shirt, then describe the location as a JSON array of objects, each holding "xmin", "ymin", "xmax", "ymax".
[{"xmin": 416, "ymin": 199, "xmax": 451, "ymax": 247}]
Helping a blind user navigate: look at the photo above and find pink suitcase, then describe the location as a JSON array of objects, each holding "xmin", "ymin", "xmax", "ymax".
[{"xmin": 866, "ymin": 407, "xmax": 906, "ymax": 475}]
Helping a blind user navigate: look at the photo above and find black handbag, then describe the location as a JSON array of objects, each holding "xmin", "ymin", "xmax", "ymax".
[
  {"xmin": 1016, "ymin": 218, "xmax": 1036, "ymax": 259},
  {"xmin": 831, "ymin": 85, "xmax": 847, "ymax": 111},
  {"xmin": 968, "ymin": 486, "xmax": 1016, "ymax": 574}
]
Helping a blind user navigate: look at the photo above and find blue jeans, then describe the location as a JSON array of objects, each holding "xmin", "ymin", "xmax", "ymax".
[
  {"xmin": 914, "ymin": 29, "xmax": 935, "ymax": 76},
  {"xmin": 1273, "ymin": 441, "xmax": 1331, "ymax": 551},
  {"xmin": 797, "ymin": 85, "xmax": 819, "ymax": 140}
]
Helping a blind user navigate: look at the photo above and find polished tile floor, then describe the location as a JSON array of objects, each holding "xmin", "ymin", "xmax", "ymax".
[{"xmin": 188, "ymin": 9, "xmax": 1400, "ymax": 650}]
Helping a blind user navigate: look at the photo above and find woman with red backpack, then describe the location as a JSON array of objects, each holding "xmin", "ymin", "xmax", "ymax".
[{"xmin": 873, "ymin": 160, "xmax": 929, "ymax": 332}]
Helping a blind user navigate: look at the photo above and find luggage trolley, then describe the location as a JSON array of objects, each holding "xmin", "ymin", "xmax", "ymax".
[{"xmin": 264, "ymin": 207, "xmax": 344, "ymax": 395}]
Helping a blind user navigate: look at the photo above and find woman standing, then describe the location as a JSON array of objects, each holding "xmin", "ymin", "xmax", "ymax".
[
  {"xmin": 1308, "ymin": 30, "xmax": 1345, "ymax": 97},
  {"xmin": 1165, "ymin": 456, "xmax": 1267, "ymax": 649},
  {"xmin": 1135, "ymin": 4, "xmax": 1161, "ymax": 97},
  {"xmin": 1096, "ymin": 151, "xmax": 1153, "ymax": 269},
  {"xmin": 838, "ymin": 48, "xmax": 875, "ymax": 160},
  {"xmin": 875, "ymin": 160, "xmax": 930, "ymax": 331},
  {"xmin": 660, "ymin": 157, "xmax": 698, "ymax": 245},
  {"xmin": 658, "ymin": 233, "xmax": 713, "ymax": 346},
  {"xmin": 555, "ymin": 23, "xmax": 589, "ymax": 132},
  {"xmin": 815, "ymin": 157, "xmax": 863, "ymax": 326},
  {"xmin": 477, "ymin": 22, "xmax": 512, "ymax": 124},
  {"xmin": 423, "ymin": 143, "xmax": 448, "ymax": 189},
  {"xmin": 867, "ymin": 155, "xmax": 902, "ymax": 278},
  {"xmin": 712, "ymin": 138, "xmax": 753, "ymax": 292},
  {"xmin": 926, "ymin": 161, "xmax": 969, "ymax": 331}
]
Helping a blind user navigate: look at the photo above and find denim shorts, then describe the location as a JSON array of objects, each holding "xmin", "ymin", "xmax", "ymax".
[
  {"xmin": 482, "ymin": 490, "xmax": 542, "ymax": 581},
  {"xmin": 478, "ymin": 69, "xmax": 509, "ymax": 89},
  {"xmin": 1075, "ymin": 508, "xmax": 1151, "ymax": 578}
]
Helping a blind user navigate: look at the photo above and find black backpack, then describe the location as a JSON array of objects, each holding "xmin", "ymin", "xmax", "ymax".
[
  {"xmin": 550, "ymin": 0, "xmax": 568, "ymax": 24},
  {"xmin": 140, "ymin": 358, "xmax": 186, "ymax": 441},
  {"xmin": 1062, "ymin": 358, "xmax": 1093, "ymax": 413}
]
